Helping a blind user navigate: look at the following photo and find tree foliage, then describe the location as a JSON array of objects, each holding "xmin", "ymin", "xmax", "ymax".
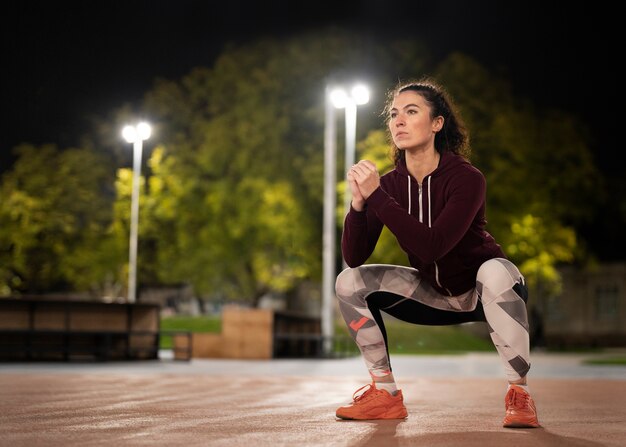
[
  {"xmin": 0, "ymin": 30, "xmax": 605, "ymax": 304},
  {"xmin": 0, "ymin": 144, "xmax": 121, "ymax": 296}
]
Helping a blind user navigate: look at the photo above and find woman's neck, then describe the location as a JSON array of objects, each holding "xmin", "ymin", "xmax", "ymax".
[{"xmin": 405, "ymin": 147, "xmax": 440, "ymax": 184}]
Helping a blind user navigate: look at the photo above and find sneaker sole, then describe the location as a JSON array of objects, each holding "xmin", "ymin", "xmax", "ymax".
[
  {"xmin": 503, "ymin": 419, "xmax": 541, "ymax": 428},
  {"xmin": 336, "ymin": 408, "xmax": 408, "ymax": 420}
]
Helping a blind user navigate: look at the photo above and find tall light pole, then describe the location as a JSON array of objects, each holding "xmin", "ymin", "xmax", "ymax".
[
  {"xmin": 322, "ymin": 86, "xmax": 337, "ymax": 356},
  {"xmin": 321, "ymin": 82, "xmax": 370, "ymax": 355},
  {"xmin": 122, "ymin": 122, "xmax": 151, "ymax": 303},
  {"xmin": 330, "ymin": 84, "xmax": 370, "ymax": 269}
]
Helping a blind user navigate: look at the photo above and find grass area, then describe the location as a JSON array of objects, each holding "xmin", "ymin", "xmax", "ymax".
[
  {"xmin": 159, "ymin": 315, "xmax": 221, "ymax": 349},
  {"xmin": 161, "ymin": 315, "xmax": 221, "ymax": 333},
  {"xmin": 160, "ymin": 314, "xmax": 495, "ymax": 354},
  {"xmin": 582, "ymin": 356, "xmax": 626, "ymax": 366}
]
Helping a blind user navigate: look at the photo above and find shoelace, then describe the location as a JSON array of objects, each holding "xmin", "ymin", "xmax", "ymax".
[
  {"xmin": 507, "ymin": 388, "xmax": 531, "ymax": 410},
  {"xmin": 352, "ymin": 383, "xmax": 380, "ymax": 403}
]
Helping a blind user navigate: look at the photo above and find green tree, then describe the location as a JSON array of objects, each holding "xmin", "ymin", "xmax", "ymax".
[
  {"xmin": 139, "ymin": 147, "xmax": 315, "ymax": 305},
  {"xmin": 0, "ymin": 144, "xmax": 121, "ymax": 296}
]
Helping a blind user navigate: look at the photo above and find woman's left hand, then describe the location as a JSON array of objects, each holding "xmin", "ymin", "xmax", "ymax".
[{"xmin": 350, "ymin": 160, "xmax": 380, "ymax": 200}]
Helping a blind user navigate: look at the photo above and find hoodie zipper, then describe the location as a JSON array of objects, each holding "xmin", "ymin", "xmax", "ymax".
[
  {"xmin": 408, "ymin": 175, "xmax": 425, "ymax": 224},
  {"xmin": 409, "ymin": 174, "xmax": 452, "ymax": 296},
  {"xmin": 430, "ymin": 174, "xmax": 451, "ymax": 295}
]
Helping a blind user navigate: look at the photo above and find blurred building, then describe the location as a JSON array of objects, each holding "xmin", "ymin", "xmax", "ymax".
[{"xmin": 531, "ymin": 262, "xmax": 626, "ymax": 348}]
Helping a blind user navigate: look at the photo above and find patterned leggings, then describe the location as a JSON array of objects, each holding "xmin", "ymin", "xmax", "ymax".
[{"xmin": 335, "ymin": 258, "xmax": 531, "ymax": 382}]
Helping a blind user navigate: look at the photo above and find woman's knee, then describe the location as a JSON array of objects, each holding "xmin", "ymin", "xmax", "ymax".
[
  {"xmin": 335, "ymin": 267, "xmax": 358, "ymax": 298},
  {"xmin": 477, "ymin": 258, "xmax": 526, "ymax": 303}
]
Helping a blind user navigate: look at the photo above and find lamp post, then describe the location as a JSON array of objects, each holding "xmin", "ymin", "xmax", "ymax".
[
  {"xmin": 122, "ymin": 122, "xmax": 151, "ymax": 303},
  {"xmin": 321, "ymin": 86, "xmax": 337, "ymax": 356},
  {"xmin": 321, "ymin": 82, "xmax": 370, "ymax": 355}
]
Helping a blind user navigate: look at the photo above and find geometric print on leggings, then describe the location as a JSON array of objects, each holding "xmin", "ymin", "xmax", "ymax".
[
  {"xmin": 335, "ymin": 264, "xmax": 475, "ymax": 379},
  {"xmin": 477, "ymin": 258, "xmax": 531, "ymax": 381},
  {"xmin": 337, "ymin": 264, "xmax": 476, "ymax": 313},
  {"xmin": 337, "ymin": 259, "xmax": 532, "ymax": 383},
  {"xmin": 337, "ymin": 298, "xmax": 390, "ymax": 377},
  {"xmin": 335, "ymin": 266, "xmax": 413, "ymax": 378}
]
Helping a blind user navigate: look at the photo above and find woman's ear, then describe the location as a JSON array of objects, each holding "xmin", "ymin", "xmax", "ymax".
[{"xmin": 433, "ymin": 116, "xmax": 444, "ymax": 132}]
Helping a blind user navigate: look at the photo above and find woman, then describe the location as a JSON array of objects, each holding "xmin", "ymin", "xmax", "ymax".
[{"xmin": 334, "ymin": 79, "xmax": 540, "ymax": 428}]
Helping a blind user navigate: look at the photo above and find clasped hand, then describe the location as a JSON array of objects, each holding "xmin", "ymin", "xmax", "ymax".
[{"xmin": 347, "ymin": 160, "xmax": 380, "ymax": 211}]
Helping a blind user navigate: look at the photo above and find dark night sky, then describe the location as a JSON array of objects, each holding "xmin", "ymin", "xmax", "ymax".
[{"xmin": 2, "ymin": 1, "xmax": 619, "ymax": 174}]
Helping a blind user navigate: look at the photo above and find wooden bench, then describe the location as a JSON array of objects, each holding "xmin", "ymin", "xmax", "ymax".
[{"xmin": 0, "ymin": 298, "xmax": 162, "ymax": 361}]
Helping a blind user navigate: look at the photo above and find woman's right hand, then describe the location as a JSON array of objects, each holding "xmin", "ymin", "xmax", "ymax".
[{"xmin": 347, "ymin": 170, "xmax": 366, "ymax": 211}]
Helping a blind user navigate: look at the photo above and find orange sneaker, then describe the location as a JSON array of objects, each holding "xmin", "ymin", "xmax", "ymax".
[
  {"xmin": 503, "ymin": 385, "xmax": 541, "ymax": 428},
  {"xmin": 336, "ymin": 383, "xmax": 408, "ymax": 420}
]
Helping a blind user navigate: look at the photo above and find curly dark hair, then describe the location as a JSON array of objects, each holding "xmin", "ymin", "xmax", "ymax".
[{"xmin": 383, "ymin": 78, "xmax": 470, "ymax": 164}]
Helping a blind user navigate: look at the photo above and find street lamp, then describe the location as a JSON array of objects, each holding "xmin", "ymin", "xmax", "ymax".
[
  {"xmin": 122, "ymin": 122, "xmax": 151, "ymax": 303},
  {"xmin": 321, "ymin": 82, "xmax": 370, "ymax": 355},
  {"xmin": 321, "ymin": 86, "xmax": 337, "ymax": 356}
]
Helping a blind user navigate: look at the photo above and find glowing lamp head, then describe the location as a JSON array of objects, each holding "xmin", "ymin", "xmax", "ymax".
[
  {"xmin": 330, "ymin": 88, "xmax": 349, "ymax": 109},
  {"xmin": 351, "ymin": 84, "xmax": 370, "ymax": 105},
  {"xmin": 122, "ymin": 122, "xmax": 151, "ymax": 143}
]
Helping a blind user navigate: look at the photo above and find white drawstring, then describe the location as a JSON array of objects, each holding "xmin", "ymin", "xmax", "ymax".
[
  {"xmin": 428, "ymin": 175, "xmax": 432, "ymax": 228},
  {"xmin": 407, "ymin": 175, "xmax": 411, "ymax": 215}
]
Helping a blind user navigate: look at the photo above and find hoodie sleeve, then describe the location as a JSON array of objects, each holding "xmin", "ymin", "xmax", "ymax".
[
  {"xmin": 341, "ymin": 203, "xmax": 384, "ymax": 267},
  {"xmin": 365, "ymin": 168, "xmax": 486, "ymax": 264}
]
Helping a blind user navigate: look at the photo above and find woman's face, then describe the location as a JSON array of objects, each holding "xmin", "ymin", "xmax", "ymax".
[{"xmin": 388, "ymin": 90, "xmax": 442, "ymax": 151}]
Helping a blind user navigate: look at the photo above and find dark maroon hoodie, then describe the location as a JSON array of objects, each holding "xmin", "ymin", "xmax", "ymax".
[{"xmin": 341, "ymin": 151, "xmax": 505, "ymax": 296}]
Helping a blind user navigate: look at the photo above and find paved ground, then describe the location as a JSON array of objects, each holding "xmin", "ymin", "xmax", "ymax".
[{"xmin": 1, "ymin": 352, "xmax": 625, "ymax": 446}]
